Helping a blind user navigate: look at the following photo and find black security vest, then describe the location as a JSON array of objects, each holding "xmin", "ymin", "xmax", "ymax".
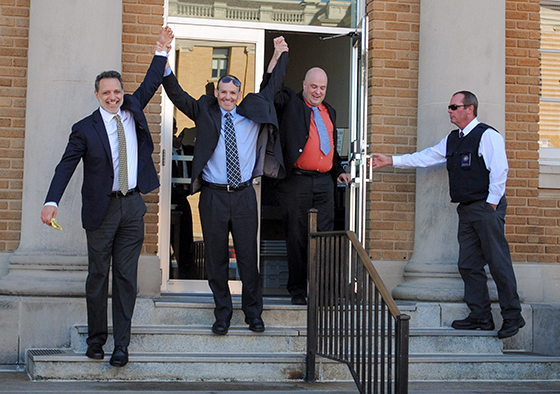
[{"xmin": 446, "ymin": 123, "xmax": 497, "ymax": 203}]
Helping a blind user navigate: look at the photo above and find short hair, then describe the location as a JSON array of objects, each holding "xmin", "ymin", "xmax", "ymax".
[
  {"xmin": 95, "ymin": 70, "xmax": 123, "ymax": 92},
  {"xmin": 217, "ymin": 75, "xmax": 241, "ymax": 90},
  {"xmin": 453, "ymin": 90, "xmax": 478, "ymax": 117}
]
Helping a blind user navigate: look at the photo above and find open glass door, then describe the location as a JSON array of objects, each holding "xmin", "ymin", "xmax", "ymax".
[
  {"xmin": 160, "ymin": 24, "xmax": 265, "ymax": 293},
  {"xmin": 347, "ymin": 2, "xmax": 369, "ymax": 241}
]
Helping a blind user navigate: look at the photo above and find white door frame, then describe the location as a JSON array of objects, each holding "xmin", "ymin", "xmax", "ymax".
[
  {"xmin": 158, "ymin": 17, "xmax": 365, "ymax": 294},
  {"xmin": 347, "ymin": 13, "xmax": 369, "ymax": 242},
  {"xmin": 159, "ymin": 23, "xmax": 265, "ymax": 293}
]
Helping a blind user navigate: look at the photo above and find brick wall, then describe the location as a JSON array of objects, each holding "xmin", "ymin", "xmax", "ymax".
[
  {"xmin": 366, "ymin": 0, "xmax": 552, "ymax": 265},
  {"xmin": 122, "ymin": 0, "xmax": 165, "ymax": 254},
  {"xmin": 366, "ymin": 0, "xmax": 420, "ymax": 261},
  {"xmin": 0, "ymin": 0, "xmax": 29, "ymax": 252},
  {"xmin": 504, "ymin": 0, "xmax": 543, "ymax": 263},
  {"xmin": 0, "ymin": 0, "xmax": 165, "ymax": 255}
]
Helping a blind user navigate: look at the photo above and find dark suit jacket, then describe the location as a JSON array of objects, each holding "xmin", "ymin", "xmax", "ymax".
[
  {"xmin": 162, "ymin": 53, "xmax": 289, "ymax": 194},
  {"xmin": 44, "ymin": 55, "xmax": 166, "ymax": 231},
  {"xmin": 261, "ymin": 74, "xmax": 345, "ymax": 180}
]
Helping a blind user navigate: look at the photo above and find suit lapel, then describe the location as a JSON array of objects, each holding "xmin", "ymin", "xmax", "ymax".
[
  {"xmin": 210, "ymin": 100, "xmax": 222, "ymax": 138},
  {"xmin": 92, "ymin": 109, "xmax": 113, "ymax": 164}
]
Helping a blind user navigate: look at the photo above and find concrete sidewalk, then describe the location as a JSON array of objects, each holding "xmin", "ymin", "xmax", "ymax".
[{"xmin": 2, "ymin": 371, "xmax": 560, "ymax": 394}]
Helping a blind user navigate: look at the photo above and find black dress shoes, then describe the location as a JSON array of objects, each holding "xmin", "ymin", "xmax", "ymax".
[
  {"xmin": 451, "ymin": 316, "xmax": 495, "ymax": 330},
  {"xmin": 245, "ymin": 317, "xmax": 265, "ymax": 332},
  {"xmin": 109, "ymin": 346, "xmax": 129, "ymax": 367},
  {"xmin": 85, "ymin": 343, "xmax": 104, "ymax": 360},
  {"xmin": 498, "ymin": 316, "xmax": 526, "ymax": 339},
  {"xmin": 291, "ymin": 295, "xmax": 307, "ymax": 305},
  {"xmin": 212, "ymin": 320, "xmax": 230, "ymax": 335}
]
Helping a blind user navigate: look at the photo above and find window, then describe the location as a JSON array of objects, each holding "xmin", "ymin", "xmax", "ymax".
[
  {"xmin": 539, "ymin": 3, "xmax": 560, "ymax": 186},
  {"xmin": 211, "ymin": 48, "xmax": 229, "ymax": 79}
]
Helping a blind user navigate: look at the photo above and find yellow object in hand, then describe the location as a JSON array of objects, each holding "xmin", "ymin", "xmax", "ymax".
[{"xmin": 50, "ymin": 218, "xmax": 62, "ymax": 230}]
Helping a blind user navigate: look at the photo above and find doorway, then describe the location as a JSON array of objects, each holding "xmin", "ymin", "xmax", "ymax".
[{"xmin": 160, "ymin": 24, "xmax": 358, "ymax": 295}]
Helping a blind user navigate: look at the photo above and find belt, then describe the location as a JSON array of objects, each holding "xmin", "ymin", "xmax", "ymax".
[
  {"xmin": 291, "ymin": 169, "xmax": 329, "ymax": 176},
  {"xmin": 460, "ymin": 199, "xmax": 485, "ymax": 206},
  {"xmin": 202, "ymin": 180, "xmax": 252, "ymax": 192},
  {"xmin": 110, "ymin": 187, "xmax": 138, "ymax": 198}
]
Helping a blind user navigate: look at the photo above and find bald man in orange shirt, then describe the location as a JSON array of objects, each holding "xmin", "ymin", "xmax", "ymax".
[{"xmin": 261, "ymin": 66, "xmax": 350, "ymax": 305}]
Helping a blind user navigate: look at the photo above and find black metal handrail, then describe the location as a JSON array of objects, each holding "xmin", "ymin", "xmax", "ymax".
[{"xmin": 306, "ymin": 209, "xmax": 410, "ymax": 394}]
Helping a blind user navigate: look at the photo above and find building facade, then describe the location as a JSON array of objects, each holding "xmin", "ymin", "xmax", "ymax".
[{"xmin": 0, "ymin": 0, "xmax": 558, "ymax": 364}]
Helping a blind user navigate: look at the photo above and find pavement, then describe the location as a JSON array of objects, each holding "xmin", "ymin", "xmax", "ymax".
[{"xmin": 2, "ymin": 370, "xmax": 560, "ymax": 394}]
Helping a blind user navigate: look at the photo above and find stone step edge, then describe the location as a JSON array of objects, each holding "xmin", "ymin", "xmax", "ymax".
[
  {"xmin": 409, "ymin": 353, "xmax": 560, "ymax": 363},
  {"xmin": 73, "ymin": 324, "xmax": 497, "ymax": 338},
  {"xmin": 29, "ymin": 348, "xmax": 560, "ymax": 364},
  {"xmin": 27, "ymin": 349, "xmax": 308, "ymax": 364},
  {"xmin": 154, "ymin": 298, "xmax": 305, "ymax": 310},
  {"xmin": 73, "ymin": 325, "xmax": 307, "ymax": 336}
]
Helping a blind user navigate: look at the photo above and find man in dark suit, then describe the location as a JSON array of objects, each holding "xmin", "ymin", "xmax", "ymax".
[
  {"xmin": 261, "ymin": 66, "xmax": 350, "ymax": 306},
  {"xmin": 161, "ymin": 31, "xmax": 288, "ymax": 335},
  {"xmin": 40, "ymin": 30, "xmax": 172, "ymax": 367}
]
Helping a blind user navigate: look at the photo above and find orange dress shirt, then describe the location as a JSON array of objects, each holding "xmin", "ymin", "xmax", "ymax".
[{"xmin": 294, "ymin": 102, "xmax": 334, "ymax": 172}]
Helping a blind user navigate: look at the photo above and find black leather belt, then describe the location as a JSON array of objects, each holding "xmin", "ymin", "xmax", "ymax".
[
  {"xmin": 291, "ymin": 169, "xmax": 329, "ymax": 176},
  {"xmin": 111, "ymin": 187, "xmax": 138, "ymax": 198},
  {"xmin": 460, "ymin": 199, "xmax": 484, "ymax": 206},
  {"xmin": 202, "ymin": 180, "xmax": 252, "ymax": 192}
]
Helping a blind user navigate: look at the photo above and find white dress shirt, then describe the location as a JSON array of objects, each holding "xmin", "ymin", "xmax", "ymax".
[
  {"xmin": 99, "ymin": 107, "xmax": 138, "ymax": 192},
  {"xmin": 392, "ymin": 118, "xmax": 508, "ymax": 205}
]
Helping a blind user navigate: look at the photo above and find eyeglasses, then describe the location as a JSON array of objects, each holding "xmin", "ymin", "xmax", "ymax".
[
  {"xmin": 220, "ymin": 76, "xmax": 241, "ymax": 87},
  {"xmin": 448, "ymin": 104, "xmax": 468, "ymax": 111}
]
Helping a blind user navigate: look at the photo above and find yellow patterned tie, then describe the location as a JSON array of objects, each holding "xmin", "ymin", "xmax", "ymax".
[{"xmin": 114, "ymin": 115, "xmax": 128, "ymax": 195}]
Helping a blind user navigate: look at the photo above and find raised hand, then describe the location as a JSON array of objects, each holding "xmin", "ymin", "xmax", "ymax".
[
  {"xmin": 156, "ymin": 26, "xmax": 175, "ymax": 53},
  {"xmin": 267, "ymin": 36, "xmax": 289, "ymax": 73},
  {"xmin": 273, "ymin": 36, "xmax": 289, "ymax": 56}
]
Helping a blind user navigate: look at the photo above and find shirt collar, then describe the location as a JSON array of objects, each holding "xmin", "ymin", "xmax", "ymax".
[
  {"xmin": 99, "ymin": 106, "xmax": 125, "ymax": 125},
  {"xmin": 460, "ymin": 118, "xmax": 480, "ymax": 137},
  {"xmin": 220, "ymin": 107, "xmax": 238, "ymax": 118},
  {"xmin": 303, "ymin": 98, "xmax": 326, "ymax": 111}
]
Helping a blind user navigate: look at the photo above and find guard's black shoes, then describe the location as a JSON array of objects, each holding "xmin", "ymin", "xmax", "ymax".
[
  {"xmin": 109, "ymin": 346, "xmax": 129, "ymax": 367},
  {"xmin": 291, "ymin": 295, "xmax": 307, "ymax": 305},
  {"xmin": 498, "ymin": 316, "xmax": 526, "ymax": 339},
  {"xmin": 245, "ymin": 317, "xmax": 265, "ymax": 332},
  {"xmin": 85, "ymin": 343, "xmax": 104, "ymax": 360},
  {"xmin": 451, "ymin": 316, "xmax": 495, "ymax": 330},
  {"xmin": 212, "ymin": 320, "xmax": 230, "ymax": 335}
]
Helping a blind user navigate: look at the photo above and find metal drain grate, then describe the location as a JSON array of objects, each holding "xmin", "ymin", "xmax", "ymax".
[{"xmin": 28, "ymin": 349, "xmax": 65, "ymax": 356}]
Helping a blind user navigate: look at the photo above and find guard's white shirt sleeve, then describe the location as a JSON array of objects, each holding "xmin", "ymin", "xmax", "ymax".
[
  {"xmin": 392, "ymin": 136, "xmax": 448, "ymax": 168},
  {"xmin": 391, "ymin": 125, "xmax": 508, "ymax": 205}
]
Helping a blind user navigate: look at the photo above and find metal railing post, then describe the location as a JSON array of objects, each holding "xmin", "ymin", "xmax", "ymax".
[
  {"xmin": 306, "ymin": 208, "xmax": 318, "ymax": 382},
  {"xmin": 395, "ymin": 314, "xmax": 410, "ymax": 394}
]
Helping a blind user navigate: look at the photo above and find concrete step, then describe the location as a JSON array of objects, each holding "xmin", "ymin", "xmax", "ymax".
[
  {"xmin": 70, "ymin": 325, "xmax": 307, "ymax": 354},
  {"xmin": 2, "ymin": 370, "xmax": 361, "ymax": 394},
  {"xmin": 410, "ymin": 328, "xmax": 503, "ymax": 354},
  {"xmin": 70, "ymin": 325, "xmax": 503, "ymax": 356},
  {"xmin": 26, "ymin": 349, "xmax": 352, "ymax": 382},
  {"xmin": 409, "ymin": 352, "xmax": 560, "ymax": 381},
  {"xmin": 25, "ymin": 298, "xmax": 560, "ymax": 382},
  {"xmin": 27, "ymin": 347, "xmax": 560, "ymax": 382},
  {"xmin": 397, "ymin": 301, "xmax": 533, "ymax": 352},
  {"xmin": 152, "ymin": 296, "xmax": 307, "ymax": 327}
]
